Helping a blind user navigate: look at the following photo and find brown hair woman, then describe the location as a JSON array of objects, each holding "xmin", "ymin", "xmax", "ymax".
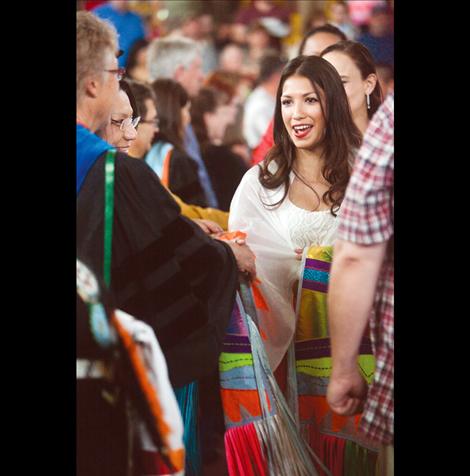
[
  {"xmin": 190, "ymin": 87, "xmax": 248, "ymax": 211},
  {"xmin": 321, "ymin": 39, "xmax": 383, "ymax": 134},
  {"xmin": 145, "ymin": 78, "xmax": 208, "ymax": 207},
  {"xmin": 226, "ymin": 55, "xmax": 379, "ymax": 475}
]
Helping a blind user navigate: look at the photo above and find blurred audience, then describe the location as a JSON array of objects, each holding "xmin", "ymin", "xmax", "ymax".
[
  {"xmin": 347, "ymin": 0, "xmax": 387, "ymax": 31},
  {"xmin": 303, "ymin": 8, "xmax": 327, "ymax": 33},
  {"xmin": 167, "ymin": 8, "xmax": 219, "ymax": 76},
  {"xmin": 232, "ymin": 0, "xmax": 291, "ymax": 45},
  {"xmin": 147, "ymin": 37, "xmax": 219, "ymax": 207},
  {"xmin": 124, "ymin": 38, "xmax": 150, "ymax": 82},
  {"xmin": 195, "ymin": 11, "xmax": 219, "ymax": 75},
  {"xmin": 205, "ymin": 70, "xmax": 252, "ymax": 166},
  {"xmin": 357, "ymin": 4, "xmax": 394, "ymax": 66},
  {"xmin": 298, "ymin": 23, "xmax": 347, "ymax": 57},
  {"xmin": 92, "ymin": 0, "xmax": 146, "ymax": 67},
  {"xmin": 328, "ymin": 1, "xmax": 358, "ymax": 39},
  {"xmin": 219, "ymin": 43, "xmax": 246, "ymax": 74},
  {"xmin": 243, "ymin": 21, "xmax": 281, "ymax": 77},
  {"xmin": 376, "ymin": 62, "xmax": 394, "ymax": 95},
  {"xmin": 145, "ymin": 78, "xmax": 208, "ymax": 208},
  {"xmin": 148, "ymin": 37, "xmax": 204, "ymax": 97},
  {"xmin": 243, "ymin": 50, "xmax": 286, "ymax": 151},
  {"xmin": 191, "ymin": 87, "xmax": 249, "ymax": 211},
  {"xmin": 121, "ymin": 78, "xmax": 230, "ymax": 230}
]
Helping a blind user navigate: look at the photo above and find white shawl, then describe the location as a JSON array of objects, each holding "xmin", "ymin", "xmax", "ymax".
[{"xmin": 229, "ymin": 164, "xmax": 302, "ymax": 371}]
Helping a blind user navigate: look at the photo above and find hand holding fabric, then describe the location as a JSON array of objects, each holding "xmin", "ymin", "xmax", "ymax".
[{"xmin": 193, "ymin": 218, "xmax": 223, "ymax": 235}]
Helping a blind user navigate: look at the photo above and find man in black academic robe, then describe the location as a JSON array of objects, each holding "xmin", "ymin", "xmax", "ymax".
[
  {"xmin": 76, "ymin": 12, "xmax": 257, "ymax": 476},
  {"xmin": 77, "ymin": 151, "xmax": 243, "ymax": 388}
]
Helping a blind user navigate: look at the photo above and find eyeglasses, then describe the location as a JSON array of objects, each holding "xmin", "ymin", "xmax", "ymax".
[
  {"xmin": 110, "ymin": 116, "xmax": 141, "ymax": 131},
  {"xmin": 139, "ymin": 117, "xmax": 160, "ymax": 128},
  {"xmin": 105, "ymin": 67, "xmax": 126, "ymax": 81}
]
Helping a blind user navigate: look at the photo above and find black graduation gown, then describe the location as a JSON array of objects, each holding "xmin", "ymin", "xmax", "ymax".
[
  {"xmin": 77, "ymin": 153, "xmax": 238, "ymax": 388},
  {"xmin": 168, "ymin": 147, "xmax": 209, "ymax": 208}
]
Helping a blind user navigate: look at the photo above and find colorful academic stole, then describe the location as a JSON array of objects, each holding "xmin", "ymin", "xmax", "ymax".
[{"xmin": 145, "ymin": 141, "xmax": 173, "ymax": 186}]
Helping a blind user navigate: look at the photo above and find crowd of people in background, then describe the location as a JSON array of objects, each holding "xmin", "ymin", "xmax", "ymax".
[
  {"xmin": 76, "ymin": 1, "xmax": 394, "ymax": 475},
  {"xmin": 80, "ymin": 0, "xmax": 394, "ymax": 135}
]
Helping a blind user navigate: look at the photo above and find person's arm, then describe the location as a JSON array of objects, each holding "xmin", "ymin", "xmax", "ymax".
[
  {"xmin": 327, "ymin": 94, "xmax": 394, "ymax": 416},
  {"xmin": 170, "ymin": 192, "xmax": 229, "ymax": 230},
  {"xmin": 326, "ymin": 239, "xmax": 387, "ymax": 415}
]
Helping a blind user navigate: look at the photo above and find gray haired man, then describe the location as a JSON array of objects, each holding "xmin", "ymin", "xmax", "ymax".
[{"xmin": 147, "ymin": 37, "xmax": 219, "ymax": 207}]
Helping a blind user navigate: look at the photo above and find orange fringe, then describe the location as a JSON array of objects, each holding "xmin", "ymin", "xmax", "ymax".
[{"xmin": 111, "ymin": 312, "xmax": 185, "ymax": 471}]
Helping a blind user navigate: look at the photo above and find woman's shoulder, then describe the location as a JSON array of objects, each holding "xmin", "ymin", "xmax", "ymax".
[
  {"xmin": 241, "ymin": 162, "xmax": 262, "ymax": 183},
  {"xmin": 239, "ymin": 159, "xmax": 284, "ymax": 189}
]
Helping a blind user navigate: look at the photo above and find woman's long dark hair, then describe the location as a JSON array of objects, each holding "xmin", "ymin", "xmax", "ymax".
[
  {"xmin": 150, "ymin": 78, "xmax": 189, "ymax": 152},
  {"xmin": 259, "ymin": 55, "xmax": 362, "ymax": 215},
  {"xmin": 320, "ymin": 40, "xmax": 383, "ymax": 118},
  {"xmin": 191, "ymin": 87, "xmax": 229, "ymax": 149}
]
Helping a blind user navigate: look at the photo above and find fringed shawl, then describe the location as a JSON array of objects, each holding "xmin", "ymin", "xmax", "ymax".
[{"xmin": 229, "ymin": 164, "xmax": 303, "ymax": 371}]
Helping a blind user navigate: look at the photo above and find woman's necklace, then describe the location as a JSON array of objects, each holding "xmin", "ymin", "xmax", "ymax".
[{"xmin": 292, "ymin": 168, "xmax": 322, "ymax": 211}]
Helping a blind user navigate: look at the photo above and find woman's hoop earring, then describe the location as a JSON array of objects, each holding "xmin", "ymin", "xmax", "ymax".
[{"xmin": 366, "ymin": 93, "xmax": 371, "ymax": 110}]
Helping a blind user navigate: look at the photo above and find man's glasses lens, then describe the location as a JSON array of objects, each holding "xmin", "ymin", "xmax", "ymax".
[
  {"xmin": 121, "ymin": 116, "xmax": 140, "ymax": 130},
  {"xmin": 112, "ymin": 116, "xmax": 141, "ymax": 130}
]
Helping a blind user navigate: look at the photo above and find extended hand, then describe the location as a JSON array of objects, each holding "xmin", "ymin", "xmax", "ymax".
[
  {"xmin": 224, "ymin": 241, "xmax": 257, "ymax": 281},
  {"xmin": 193, "ymin": 219, "xmax": 224, "ymax": 235},
  {"xmin": 327, "ymin": 368, "xmax": 368, "ymax": 416}
]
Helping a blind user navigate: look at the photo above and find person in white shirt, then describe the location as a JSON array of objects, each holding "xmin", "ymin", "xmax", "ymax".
[{"xmin": 243, "ymin": 50, "xmax": 286, "ymax": 150}]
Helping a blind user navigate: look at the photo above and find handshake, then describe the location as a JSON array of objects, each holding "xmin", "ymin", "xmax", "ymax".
[
  {"xmin": 214, "ymin": 230, "xmax": 257, "ymax": 282},
  {"xmin": 193, "ymin": 219, "xmax": 256, "ymax": 281}
]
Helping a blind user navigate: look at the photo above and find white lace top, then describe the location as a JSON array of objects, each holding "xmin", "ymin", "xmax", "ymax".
[{"xmin": 284, "ymin": 198, "xmax": 339, "ymax": 249}]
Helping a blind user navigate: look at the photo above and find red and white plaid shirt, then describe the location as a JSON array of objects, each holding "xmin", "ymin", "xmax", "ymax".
[{"xmin": 337, "ymin": 92, "xmax": 394, "ymax": 445}]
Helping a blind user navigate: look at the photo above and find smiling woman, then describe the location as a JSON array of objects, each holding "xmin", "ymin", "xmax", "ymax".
[
  {"xmin": 99, "ymin": 89, "xmax": 138, "ymax": 154},
  {"xmin": 280, "ymin": 75, "xmax": 326, "ymax": 151},
  {"xmin": 321, "ymin": 40, "xmax": 383, "ymax": 135},
  {"xmin": 225, "ymin": 55, "xmax": 378, "ymax": 475},
  {"xmin": 259, "ymin": 54, "xmax": 362, "ymax": 214}
]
